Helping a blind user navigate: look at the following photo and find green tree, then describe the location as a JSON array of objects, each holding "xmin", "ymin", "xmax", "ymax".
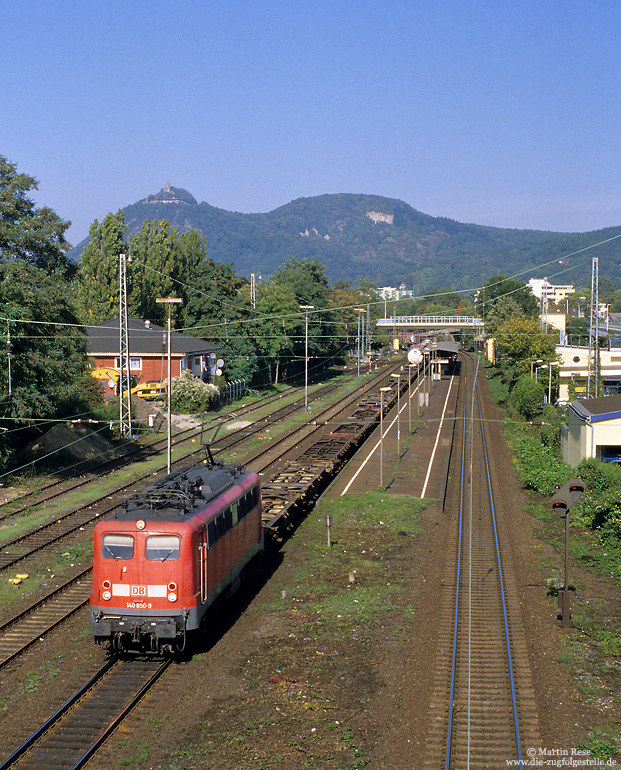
[
  {"xmin": 183, "ymin": 258, "xmax": 258, "ymax": 384},
  {"xmin": 128, "ymin": 219, "xmax": 177, "ymax": 324},
  {"xmin": 0, "ymin": 261, "xmax": 89, "ymax": 467},
  {"xmin": 484, "ymin": 296, "xmax": 526, "ymax": 337},
  {"xmin": 478, "ymin": 275, "xmax": 538, "ymax": 321},
  {"xmin": 271, "ymin": 258, "xmax": 339, "ymax": 373},
  {"xmin": 0, "ymin": 155, "xmax": 73, "ymax": 274},
  {"xmin": 271, "ymin": 257, "xmax": 330, "ymax": 307},
  {"xmin": 75, "ymin": 211, "xmax": 127, "ymax": 322},
  {"xmin": 328, "ymin": 284, "xmax": 364, "ymax": 347},
  {"xmin": 182, "ymin": 259, "xmax": 245, "ymax": 332},
  {"xmin": 495, "ymin": 317, "xmax": 556, "ymax": 378},
  {"xmin": 256, "ymin": 281, "xmax": 301, "ymax": 384},
  {"xmin": 510, "ymin": 374, "xmax": 546, "ymax": 420}
]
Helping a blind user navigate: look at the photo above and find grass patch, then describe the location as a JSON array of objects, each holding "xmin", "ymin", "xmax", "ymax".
[
  {"xmin": 24, "ymin": 657, "xmax": 62, "ymax": 694},
  {"xmin": 177, "ymin": 489, "xmax": 426, "ymax": 769},
  {"xmin": 576, "ymin": 727, "xmax": 621, "ymax": 759}
]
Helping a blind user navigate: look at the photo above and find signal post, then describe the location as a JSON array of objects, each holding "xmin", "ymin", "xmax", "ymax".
[{"xmin": 550, "ymin": 479, "xmax": 585, "ymax": 628}]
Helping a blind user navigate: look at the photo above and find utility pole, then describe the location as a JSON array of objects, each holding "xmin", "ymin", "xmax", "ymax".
[
  {"xmin": 156, "ymin": 297, "xmax": 183, "ymax": 473},
  {"xmin": 251, "ymin": 273, "xmax": 260, "ymax": 309},
  {"xmin": 367, "ymin": 304, "xmax": 372, "ymax": 370},
  {"xmin": 6, "ymin": 327, "xmax": 11, "ymax": 396},
  {"xmin": 119, "ymin": 253, "xmax": 132, "ymax": 439},
  {"xmin": 300, "ymin": 305, "xmax": 314, "ymax": 411},
  {"xmin": 588, "ymin": 257, "xmax": 599, "ymax": 398},
  {"xmin": 391, "ymin": 373, "xmax": 401, "ymax": 455},
  {"xmin": 356, "ymin": 308, "xmax": 365, "ymax": 376}
]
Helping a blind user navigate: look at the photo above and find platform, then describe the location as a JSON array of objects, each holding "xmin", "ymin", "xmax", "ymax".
[{"xmin": 327, "ymin": 369, "xmax": 459, "ymax": 500}]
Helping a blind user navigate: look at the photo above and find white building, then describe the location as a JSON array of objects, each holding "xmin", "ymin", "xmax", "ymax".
[
  {"xmin": 378, "ymin": 284, "xmax": 414, "ymax": 301},
  {"xmin": 529, "ymin": 278, "xmax": 575, "ymax": 306},
  {"xmin": 555, "ymin": 344, "xmax": 621, "ymax": 400}
]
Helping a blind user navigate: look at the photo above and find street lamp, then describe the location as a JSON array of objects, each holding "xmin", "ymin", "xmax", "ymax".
[
  {"xmin": 407, "ymin": 364, "xmax": 416, "ymax": 433},
  {"xmin": 156, "ymin": 297, "xmax": 183, "ymax": 474},
  {"xmin": 417, "ymin": 360, "xmax": 421, "ymax": 418},
  {"xmin": 538, "ymin": 364, "xmax": 550, "ymax": 403},
  {"xmin": 355, "ymin": 308, "xmax": 365, "ymax": 377},
  {"xmin": 391, "ymin": 373, "xmax": 401, "ymax": 455},
  {"xmin": 379, "ymin": 386, "xmax": 392, "ymax": 488},
  {"xmin": 530, "ymin": 359, "xmax": 543, "ymax": 379},
  {"xmin": 300, "ymin": 305, "xmax": 314, "ymax": 411},
  {"xmin": 535, "ymin": 364, "xmax": 547, "ymax": 383}
]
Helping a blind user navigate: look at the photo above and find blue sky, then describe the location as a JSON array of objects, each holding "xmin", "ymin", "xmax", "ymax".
[{"xmin": 2, "ymin": 0, "xmax": 620, "ymax": 246}]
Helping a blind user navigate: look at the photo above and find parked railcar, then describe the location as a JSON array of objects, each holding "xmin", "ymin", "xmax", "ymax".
[{"xmin": 90, "ymin": 464, "xmax": 262, "ymax": 653}]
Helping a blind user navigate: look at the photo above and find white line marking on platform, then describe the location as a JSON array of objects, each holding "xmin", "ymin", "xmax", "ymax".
[{"xmin": 420, "ymin": 376, "xmax": 455, "ymax": 498}]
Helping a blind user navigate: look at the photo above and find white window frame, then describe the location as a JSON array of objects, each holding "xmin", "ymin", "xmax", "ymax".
[{"xmin": 115, "ymin": 357, "xmax": 142, "ymax": 370}]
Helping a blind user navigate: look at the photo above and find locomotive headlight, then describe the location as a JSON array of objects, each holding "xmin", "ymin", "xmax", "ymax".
[
  {"xmin": 102, "ymin": 590, "xmax": 111, "ymax": 601},
  {"xmin": 102, "ymin": 580, "xmax": 111, "ymax": 590},
  {"xmin": 167, "ymin": 592, "xmax": 177, "ymax": 602},
  {"xmin": 168, "ymin": 582, "xmax": 177, "ymax": 592},
  {"xmin": 136, "ymin": 520, "xmax": 146, "ymax": 530}
]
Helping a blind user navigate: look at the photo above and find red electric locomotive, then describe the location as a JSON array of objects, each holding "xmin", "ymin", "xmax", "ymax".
[{"xmin": 90, "ymin": 463, "xmax": 263, "ymax": 653}]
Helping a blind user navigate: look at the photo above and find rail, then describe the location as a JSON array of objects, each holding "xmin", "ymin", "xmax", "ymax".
[{"xmin": 423, "ymin": 352, "xmax": 540, "ymax": 769}]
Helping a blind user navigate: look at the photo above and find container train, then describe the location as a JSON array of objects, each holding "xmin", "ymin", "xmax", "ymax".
[{"xmin": 90, "ymin": 463, "xmax": 262, "ymax": 654}]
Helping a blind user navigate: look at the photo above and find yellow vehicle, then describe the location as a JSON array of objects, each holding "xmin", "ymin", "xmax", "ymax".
[
  {"xmin": 90, "ymin": 367, "xmax": 121, "ymax": 400},
  {"xmin": 91, "ymin": 367, "xmax": 161, "ymax": 398},
  {"xmin": 130, "ymin": 381, "xmax": 167, "ymax": 400},
  {"xmin": 91, "ymin": 366, "xmax": 120, "ymax": 385}
]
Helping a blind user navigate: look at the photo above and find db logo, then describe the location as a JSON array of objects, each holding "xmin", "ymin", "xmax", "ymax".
[{"xmin": 131, "ymin": 585, "xmax": 147, "ymax": 596}]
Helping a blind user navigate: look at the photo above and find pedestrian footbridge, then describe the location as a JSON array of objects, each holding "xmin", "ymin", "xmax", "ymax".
[{"xmin": 376, "ymin": 315, "xmax": 484, "ymax": 330}]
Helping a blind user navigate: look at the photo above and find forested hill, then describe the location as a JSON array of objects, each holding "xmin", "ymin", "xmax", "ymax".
[{"xmin": 69, "ymin": 186, "xmax": 621, "ymax": 290}]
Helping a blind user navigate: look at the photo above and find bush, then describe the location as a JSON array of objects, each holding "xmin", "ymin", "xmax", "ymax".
[
  {"xmin": 539, "ymin": 405, "xmax": 563, "ymax": 451},
  {"xmin": 170, "ymin": 371, "xmax": 219, "ymax": 413},
  {"xmin": 575, "ymin": 457, "xmax": 621, "ymax": 540},
  {"xmin": 576, "ymin": 457, "xmax": 621, "ymax": 494},
  {"xmin": 510, "ymin": 375, "xmax": 545, "ymax": 421},
  {"xmin": 512, "ymin": 433, "xmax": 570, "ymax": 494}
]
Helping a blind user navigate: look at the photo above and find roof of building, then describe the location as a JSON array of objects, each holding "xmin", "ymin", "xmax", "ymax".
[
  {"xmin": 427, "ymin": 340, "xmax": 460, "ymax": 356},
  {"xmin": 569, "ymin": 393, "xmax": 621, "ymax": 423},
  {"xmin": 86, "ymin": 317, "xmax": 219, "ymax": 357}
]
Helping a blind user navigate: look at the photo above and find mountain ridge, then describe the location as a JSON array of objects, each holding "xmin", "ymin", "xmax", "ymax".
[{"xmin": 68, "ymin": 186, "xmax": 621, "ymax": 291}]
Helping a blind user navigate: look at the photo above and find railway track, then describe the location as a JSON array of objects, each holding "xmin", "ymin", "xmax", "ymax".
[
  {"xmin": 0, "ymin": 379, "xmax": 339, "ymax": 522},
  {"xmin": 0, "ymin": 362, "xmax": 414, "ymax": 765},
  {"xmin": 0, "ymin": 363, "xmax": 408, "ymax": 678},
  {"xmin": 0, "ymin": 374, "xmax": 366, "ymax": 572},
  {"xmin": 423, "ymin": 352, "xmax": 540, "ymax": 769},
  {"xmin": 0, "ymin": 569, "xmax": 91, "ymax": 668},
  {"xmin": 0, "ymin": 656, "xmax": 170, "ymax": 770}
]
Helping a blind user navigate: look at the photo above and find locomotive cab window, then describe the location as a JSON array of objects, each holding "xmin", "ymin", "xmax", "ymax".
[
  {"xmin": 145, "ymin": 535, "xmax": 180, "ymax": 561},
  {"xmin": 102, "ymin": 534, "xmax": 134, "ymax": 560}
]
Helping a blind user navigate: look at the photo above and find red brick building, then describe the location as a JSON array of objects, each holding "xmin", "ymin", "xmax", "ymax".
[{"xmin": 87, "ymin": 317, "xmax": 220, "ymax": 400}]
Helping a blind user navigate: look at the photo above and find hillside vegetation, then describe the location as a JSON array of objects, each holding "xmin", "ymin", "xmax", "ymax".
[{"xmin": 70, "ymin": 185, "xmax": 621, "ymax": 290}]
